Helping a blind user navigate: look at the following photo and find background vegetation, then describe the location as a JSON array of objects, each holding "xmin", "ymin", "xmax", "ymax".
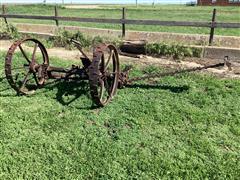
[
  {"xmin": 0, "ymin": 51, "xmax": 239, "ymax": 179},
  {"xmin": 0, "ymin": 24, "xmax": 202, "ymax": 60},
  {"xmin": 1, "ymin": 4, "xmax": 239, "ymax": 36}
]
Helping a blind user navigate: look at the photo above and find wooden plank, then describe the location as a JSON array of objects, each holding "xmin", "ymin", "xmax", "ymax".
[
  {"xmin": 0, "ymin": 14, "xmax": 122, "ymax": 24},
  {"xmin": 0, "ymin": 14, "xmax": 56, "ymax": 20},
  {"xmin": 216, "ymin": 23, "xmax": 240, "ymax": 28},
  {"xmin": 123, "ymin": 19, "xmax": 211, "ymax": 27},
  {"xmin": 58, "ymin": 16, "xmax": 121, "ymax": 24},
  {"xmin": 0, "ymin": 14, "xmax": 239, "ymax": 28}
]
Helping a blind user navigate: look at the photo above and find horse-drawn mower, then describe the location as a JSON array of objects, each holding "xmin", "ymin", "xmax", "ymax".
[{"xmin": 4, "ymin": 38, "xmax": 231, "ymax": 107}]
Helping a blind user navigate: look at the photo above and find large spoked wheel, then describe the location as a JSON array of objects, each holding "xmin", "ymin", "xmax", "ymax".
[
  {"xmin": 5, "ymin": 38, "xmax": 49, "ymax": 95},
  {"xmin": 89, "ymin": 44, "xmax": 120, "ymax": 107}
]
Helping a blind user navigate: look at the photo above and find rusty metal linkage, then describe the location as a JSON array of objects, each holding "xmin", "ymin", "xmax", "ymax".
[{"xmin": 4, "ymin": 38, "xmax": 231, "ymax": 107}]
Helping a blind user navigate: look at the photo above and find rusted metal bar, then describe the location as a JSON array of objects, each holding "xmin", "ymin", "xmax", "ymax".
[
  {"xmin": 128, "ymin": 62, "xmax": 225, "ymax": 83},
  {"xmin": 70, "ymin": 39, "xmax": 90, "ymax": 60},
  {"xmin": 122, "ymin": 7, "xmax": 126, "ymax": 38},
  {"xmin": 54, "ymin": 6, "xmax": 59, "ymax": 26},
  {"xmin": 209, "ymin": 8, "xmax": 217, "ymax": 46},
  {"xmin": 2, "ymin": 5, "xmax": 8, "ymax": 24}
]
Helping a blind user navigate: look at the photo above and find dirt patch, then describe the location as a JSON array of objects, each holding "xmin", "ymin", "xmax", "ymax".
[
  {"xmin": 0, "ymin": 40, "xmax": 82, "ymax": 61},
  {"xmin": 1, "ymin": 40, "xmax": 240, "ymax": 79}
]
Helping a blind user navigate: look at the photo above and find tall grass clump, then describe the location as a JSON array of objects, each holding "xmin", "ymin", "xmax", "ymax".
[
  {"xmin": 0, "ymin": 22, "xmax": 20, "ymax": 40},
  {"xmin": 146, "ymin": 42, "xmax": 202, "ymax": 59},
  {"xmin": 47, "ymin": 28, "xmax": 91, "ymax": 49}
]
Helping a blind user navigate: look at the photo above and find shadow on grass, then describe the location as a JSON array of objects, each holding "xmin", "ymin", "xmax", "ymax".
[
  {"xmin": 43, "ymin": 80, "xmax": 96, "ymax": 110},
  {"xmin": 0, "ymin": 76, "xmax": 15, "ymax": 97},
  {"xmin": 42, "ymin": 79, "xmax": 190, "ymax": 110},
  {"xmin": 0, "ymin": 76, "xmax": 189, "ymax": 108},
  {"xmin": 0, "ymin": 77, "xmax": 5, "ymax": 82},
  {"xmin": 126, "ymin": 83, "xmax": 189, "ymax": 93}
]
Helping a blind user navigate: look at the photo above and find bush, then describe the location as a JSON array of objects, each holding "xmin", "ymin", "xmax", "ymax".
[
  {"xmin": 47, "ymin": 29, "xmax": 122, "ymax": 50},
  {"xmin": 0, "ymin": 22, "xmax": 20, "ymax": 40},
  {"xmin": 145, "ymin": 42, "xmax": 202, "ymax": 60},
  {"xmin": 92, "ymin": 36, "xmax": 104, "ymax": 45},
  {"xmin": 47, "ymin": 28, "xmax": 91, "ymax": 50}
]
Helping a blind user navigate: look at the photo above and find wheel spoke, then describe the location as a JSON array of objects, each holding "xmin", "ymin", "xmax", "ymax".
[
  {"xmin": 104, "ymin": 50, "xmax": 113, "ymax": 72},
  {"xmin": 33, "ymin": 73, "xmax": 39, "ymax": 85},
  {"xmin": 100, "ymin": 55, "xmax": 105, "ymax": 73},
  {"xmin": 99, "ymin": 79, "xmax": 105, "ymax": 101},
  {"xmin": 19, "ymin": 45, "xmax": 31, "ymax": 63},
  {"xmin": 31, "ymin": 43, "xmax": 38, "ymax": 63},
  {"xmin": 104, "ymin": 78, "xmax": 111, "ymax": 95},
  {"xmin": 19, "ymin": 71, "xmax": 31, "ymax": 90}
]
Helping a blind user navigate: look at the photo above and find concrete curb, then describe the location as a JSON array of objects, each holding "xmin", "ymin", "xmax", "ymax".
[
  {"xmin": 18, "ymin": 25, "xmax": 240, "ymax": 61},
  {"xmin": 15, "ymin": 23, "xmax": 240, "ymax": 48}
]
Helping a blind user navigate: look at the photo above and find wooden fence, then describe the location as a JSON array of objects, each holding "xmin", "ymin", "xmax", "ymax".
[{"xmin": 1, "ymin": 5, "xmax": 240, "ymax": 46}]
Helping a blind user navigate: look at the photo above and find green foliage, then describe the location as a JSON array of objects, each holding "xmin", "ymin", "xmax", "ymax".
[
  {"xmin": 47, "ymin": 28, "xmax": 91, "ymax": 50},
  {"xmin": 47, "ymin": 29, "xmax": 122, "ymax": 50},
  {"xmin": 192, "ymin": 47, "xmax": 203, "ymax": 57},
  {"xmin": 146, "ymin": 43, "xmax": 202, "ymax": 59},
  {"xmin": 143, "ymin": 65, "xmax": 161, "ymax": 74},
  {"xmin": 0, "ymin": 22, "xmax": 20, "ymax": 39},
  {"xmin": 0, "ymin": 51, "xmax": 240, "ymax": 179},
  {"xmin": 92, "ymin": 35, "xmax": 104, "ymax": 45}
]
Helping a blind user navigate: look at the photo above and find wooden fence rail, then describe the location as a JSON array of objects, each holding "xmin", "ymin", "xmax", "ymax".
[{"xmin": 1, "ymin": 6, "xmax": 240, "ymax": 46}]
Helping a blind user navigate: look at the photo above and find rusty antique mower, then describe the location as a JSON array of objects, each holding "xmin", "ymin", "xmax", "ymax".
[{"xmin": 4, "ymin": 38, "xmax": 231, "ymax": 107}]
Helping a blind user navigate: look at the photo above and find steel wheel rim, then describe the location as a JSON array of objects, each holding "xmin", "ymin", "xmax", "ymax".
[
  {"xmin": 89, "ymin": 44, "xmax": 120, "ymax": 107},
  {"xmin": 5, "ymin": 38, "xmax": 49, "ymax": 95}
]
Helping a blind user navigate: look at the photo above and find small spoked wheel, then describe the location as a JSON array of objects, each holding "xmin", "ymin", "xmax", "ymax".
[
  {"xmin": 5, "ymin": 38, "xmax": 49, "ymax": 95},
  {"xmin": 89, "ymin": 44, "xmax": 120, "ymax": 107}
]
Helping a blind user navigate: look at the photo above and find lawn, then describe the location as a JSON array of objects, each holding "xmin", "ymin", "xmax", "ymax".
[
  {"xmin": 1, "ymin": 4, "xmax": 240, "ymax": 36},
  {"xmin": 0, "ymin": 50, "xmax": 240, "ymax": 179}
]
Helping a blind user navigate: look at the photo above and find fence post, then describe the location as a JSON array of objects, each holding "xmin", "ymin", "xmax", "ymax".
[
  {"xmin": 209, "ymin": 8, "xmax": 216, "ymax": 46},
  {"xmin": 54, "ymin": 6, "xmax": 59, "ymax": 26},
  {"xmin": 2, "ymin": 5, "xmax": 8, "ymax": 24},
  {"xmin": 122, "ymin": 7, "xmax": 126, "ymax": 38}
]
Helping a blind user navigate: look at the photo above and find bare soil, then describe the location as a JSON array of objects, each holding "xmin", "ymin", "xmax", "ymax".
[{"xmin": 1, "ymin": 40, "xmax": 239, "ymax": 79}]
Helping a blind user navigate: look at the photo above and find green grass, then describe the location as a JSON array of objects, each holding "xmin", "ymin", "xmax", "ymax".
[
  {"xmin": 1, "ymin": 4, "xmax": 240, "ymax": 36},
  {"xmin": 0, "ymin": 51, "xmax": 240, "ymax": 179}
]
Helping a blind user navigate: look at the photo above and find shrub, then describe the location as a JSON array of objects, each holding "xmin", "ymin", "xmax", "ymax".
[
  {"xmin": 145, "ymin": 42, "xmax": 202, "ymax": 60},
  {"xmin": 0, "ymin": 22, "xmax": 20, "ymax": 40},
  {"xmin": 92, "ymin": 36, "xmax": 104, "ymax": 45},
  {"xmin": 47, "ymin": 28, "xmax": 91, "ymax": 50}
]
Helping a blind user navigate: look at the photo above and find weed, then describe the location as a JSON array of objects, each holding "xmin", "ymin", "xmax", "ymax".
[
  {"xmin": 146, "ymin": 43, "xmax": 203, "ymax": 60},
  {"xmin": 0, "ymin": 22, "xmax": 20, "ymax": 40},
  {"xmin": 47, "ymin": 28, "xmax": 91, "ymax": 50}
]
